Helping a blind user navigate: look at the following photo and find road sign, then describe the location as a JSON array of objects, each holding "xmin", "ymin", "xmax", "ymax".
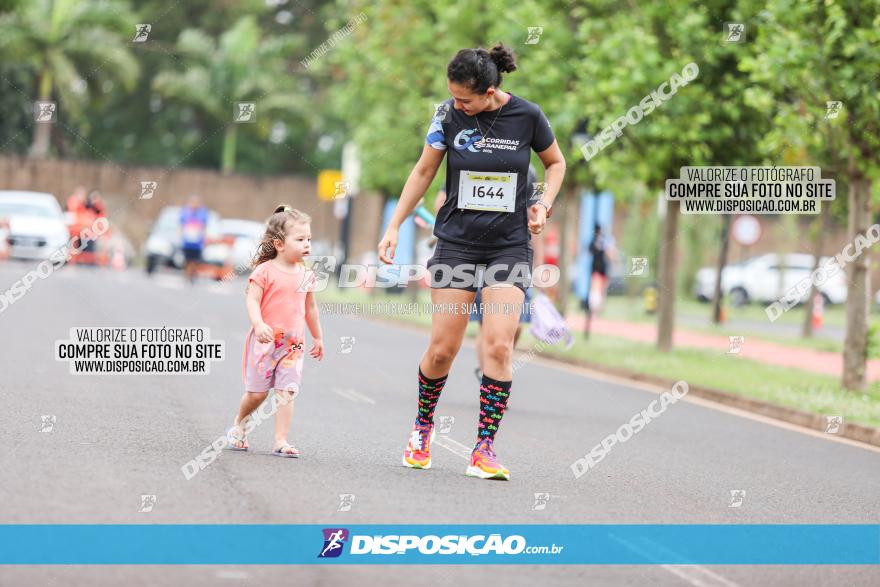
[
  {"xmin": 318, "ymin": 170, "xmax": 343, "ymax": 201},
  {"xmin": 732, "ymin": 214, "xmax": 761, "ymax": 246}
]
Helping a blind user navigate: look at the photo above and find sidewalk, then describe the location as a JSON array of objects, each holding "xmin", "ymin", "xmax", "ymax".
[{"xmin": 565, "ymin": 313, "xmax": 880, "ymax": 382}]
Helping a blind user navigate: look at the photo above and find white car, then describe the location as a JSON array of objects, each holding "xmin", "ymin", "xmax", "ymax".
[
  {"xmin": 219, "ymin": 219, "xmax": 265, "ymax": 273},
  {"xmin": 0, "ymin": 191, "xmax": 70, "ymax": 260},
  {"xmin": 694, "ymin": 253, "xmax": 847, "ymax": 306}
]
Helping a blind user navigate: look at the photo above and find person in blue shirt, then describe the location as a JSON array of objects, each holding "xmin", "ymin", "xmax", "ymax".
[{"xmin": 180, "ymin": 195, "xmax": 208, "ymax": 284}]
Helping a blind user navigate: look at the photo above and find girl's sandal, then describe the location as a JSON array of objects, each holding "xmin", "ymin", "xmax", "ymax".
[
  {"xmin": 226, "ymin": 425, "xmax": 249, "ymax": 451},
  {"xmin": 271, "ymin": 441, "xmax": 300, "ymax": 458}
]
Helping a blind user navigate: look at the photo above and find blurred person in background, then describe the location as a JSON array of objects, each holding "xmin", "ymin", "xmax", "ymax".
[
  {"xmin": 66, "ymin": 186, "xmax": 88, "ymax": 265},
  {"xmin": 84, "ymin": 188, "xmax": 107, "ymax": 264},
  {"xmin": 85, "ymin": 188, "xmax": 106, "ymax": 218},
  {"xmin": 585, "ymin": 223, "xmax": 616, "ymax": 317},
  {"xmin": 180, "ymin": 194, "xmax": 208, "ymax": 284},
  {"xmin": 66, "ymin": 185, "xmax": 87, "ymax": 218}
]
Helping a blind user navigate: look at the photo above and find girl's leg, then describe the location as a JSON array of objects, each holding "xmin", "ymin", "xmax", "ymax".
[
  {"xmin": 273, "ymin": 389, "xmax": 297, "ymax": 453},
  {"xmin": 231, "ymin": 390, "xmax": 269, "ymax": 449}
]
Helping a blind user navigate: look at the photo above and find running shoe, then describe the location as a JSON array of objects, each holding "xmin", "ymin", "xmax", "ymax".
[
  {"xmin": 402, "ymin": 418, "xmax": 436, "ymax": 469},
  {"xmin": 466, "ymin": 438, "xmax": 510, "ymax": 480}
]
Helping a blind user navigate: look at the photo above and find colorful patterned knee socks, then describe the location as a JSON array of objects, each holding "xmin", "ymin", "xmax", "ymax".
[
  {"xmin": 478, "ymin": 374, "xmax": 512, "ymax": 443},
  {"xmin": 416, "ymin": 367, "xmax": 448, "ymax": 426}
]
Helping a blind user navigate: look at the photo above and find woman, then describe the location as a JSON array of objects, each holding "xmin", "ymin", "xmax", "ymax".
[{"xmin": 378, "ymin": 43, "xmax": 566, "ymax": 480}]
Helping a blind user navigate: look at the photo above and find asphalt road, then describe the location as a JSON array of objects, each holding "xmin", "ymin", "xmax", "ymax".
[{"xmin": 0, "ymin": 260, "xmax": 878, "ymax": 586}]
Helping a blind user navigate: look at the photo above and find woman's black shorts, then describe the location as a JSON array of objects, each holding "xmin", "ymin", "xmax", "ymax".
[{"xmin": 426, "ymin": 239, "xmax": 533, "ymax": 294}]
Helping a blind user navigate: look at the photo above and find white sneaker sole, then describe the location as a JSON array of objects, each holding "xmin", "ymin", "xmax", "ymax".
[
  {"xmin": 402, "ymin": 427, "xmax": 436, "ymax": 469},
  {"xmin": 465, "ymin": 465, "xmax": 510, "ymax": 480}
]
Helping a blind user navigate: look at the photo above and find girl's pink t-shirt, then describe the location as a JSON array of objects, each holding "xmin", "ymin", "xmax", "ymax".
[{"xmin": 248, "ymin": 260, "xmax": 315, "ymax": 333}]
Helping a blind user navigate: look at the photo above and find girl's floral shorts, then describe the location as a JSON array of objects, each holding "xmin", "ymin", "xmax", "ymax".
[{"xmin": 243, "ymin": 326, "xmax": 305, "ymax": 395}]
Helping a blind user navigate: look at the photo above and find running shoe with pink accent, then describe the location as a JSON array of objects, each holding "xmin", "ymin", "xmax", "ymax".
[
  {"xmin": 402, "ymin": 418, "xmax": 436, "ymax": 469},
  {"xmin": 466, "ymin": 438, "xmax": 510, "ymax": 480}
]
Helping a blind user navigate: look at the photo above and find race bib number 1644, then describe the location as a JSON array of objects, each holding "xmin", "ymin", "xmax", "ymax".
[{"xmin": 457, "ymin": 170, "xmax": 518, "ymax": 213}]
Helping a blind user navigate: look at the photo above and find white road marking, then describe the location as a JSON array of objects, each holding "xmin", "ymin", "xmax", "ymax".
[
  {"xmin": 206, "ymin": 281, "xmax": 243, "ymax": 296},
  {"xmin": 152, "ymin": 275, "xmax": 184, "ymax": 290},
  {"xmin": 661, "ymin": 565, "xmax": 740, "ymax": 587},
  {"xmin": 332, "ymin": 387, "xmax": 376, "ymax": 405},
  {"xmin": 214, "ymin": 569, "xmax": 250, "ymax": 579},
  {"xmin": 433, "ymin": 434, "xmax": 472, "ymax": 460},
  {"xmin": 610, "ymin": 534, "xmax": 741, "ymax": 587}
]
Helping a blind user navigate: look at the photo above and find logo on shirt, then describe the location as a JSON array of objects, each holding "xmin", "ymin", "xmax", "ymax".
[
  {"xmin": 454, "ymin": 129, "xmax": 520, "ymax": 153},
  {"xmin": 453, "ymin": 129, "xmax": 484, "ymax": 152}
]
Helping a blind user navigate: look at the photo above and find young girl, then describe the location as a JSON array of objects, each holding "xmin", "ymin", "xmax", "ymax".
[{"xmin": 226, "ymin": 205, "xmax": 324, "ymax": 457}]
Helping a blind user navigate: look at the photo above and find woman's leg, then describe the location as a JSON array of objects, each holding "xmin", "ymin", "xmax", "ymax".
[
  {"xmin": 480, "ymin": 285, "xmax": 525, "ymax": 381},
  {"xmin": 475, "ymin": 327, "xmax": 484, "ymax": 374},
  {"xmin": 465, "ymin": 284, "xmax": 523, "ymax": 479},
  {"xmin": 415, "ymin": 287, "xmax": 475, "ymax": 425},
  {"xmin": 419, "ymin": 287, "xmax": 476, "ymax": 378},
  {"xmin": 403, "ymin": 287, "xmax": 475, "ymax": 469}
]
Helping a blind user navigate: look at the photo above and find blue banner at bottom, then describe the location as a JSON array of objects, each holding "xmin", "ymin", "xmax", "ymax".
[{"xmin": 1, "ymin": 525, "xmax": 878, "ymax": 564}]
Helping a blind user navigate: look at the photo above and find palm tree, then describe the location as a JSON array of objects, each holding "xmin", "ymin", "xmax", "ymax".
[
  {"xmin": 152, "ymin": 16, "xmax": 302, "ymax": 173},
  {"xmin": 0, "ymin": 0, "xmax": 139, "ymax": 158}
]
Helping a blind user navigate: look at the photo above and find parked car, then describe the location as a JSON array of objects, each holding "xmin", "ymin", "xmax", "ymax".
[
  {"xmin": 694, "ymin": 253, "xmax": 847, "ymax": 306},
  {"xmin": 143, "ymin": 206, "xmax": 227, "ymax": 274},
  {"xmin": 218, "ymin": 218, "xmax": 264, "ymax": 274},
  {"xmin": 0, "ymin": 191, "xmax": 69, "ymax": 261}
]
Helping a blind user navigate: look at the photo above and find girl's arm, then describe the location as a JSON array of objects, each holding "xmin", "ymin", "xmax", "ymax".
[
  {"xmin": 246, "ymin": 282, "xmax": 274, "ymax": 343},
  {"xmin": 305, "ymin": 290, "xmax": 324, "ymax": 360}
]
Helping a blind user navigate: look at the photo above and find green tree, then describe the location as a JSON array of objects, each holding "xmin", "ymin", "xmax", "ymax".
[
  {"xmin": 741, "ymin": 0, "xmax": 880, "ymax": 390},
  {"xmin": 152, "ymin": 15, "xmax": 302, "ymax": 173},
  {"xmin": 562, "ymin": 1, "xmax": 768, "ymax": 350},
  {"xmin": 0, "ymin": 0, "xmax": 139, "ymax": 157},
  {"xmin": 327, "ymin": 0, "xmax": 466, "ymax": 198}
]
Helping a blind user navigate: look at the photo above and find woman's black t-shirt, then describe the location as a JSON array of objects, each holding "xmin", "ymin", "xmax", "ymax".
[{"xmin": 426, "ymin": 93, "xmax": 555, "ymax": 249}]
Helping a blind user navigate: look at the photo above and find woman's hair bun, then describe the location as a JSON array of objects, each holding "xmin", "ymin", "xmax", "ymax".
[{"xmin": 489, "ymin": 43, "xmax": 517, "ymax": 74}]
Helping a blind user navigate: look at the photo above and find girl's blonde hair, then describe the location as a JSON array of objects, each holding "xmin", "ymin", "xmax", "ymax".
[{"xmin": 252, "ymin": 204, "xmax": 311, "ymax": 268}]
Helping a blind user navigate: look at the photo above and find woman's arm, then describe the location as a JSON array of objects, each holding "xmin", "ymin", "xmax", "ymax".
[
  {"xmin": 378, "ymin": 145, "xmax": 445, "ymax": 263},
  {"xmin": 536, "ymin": 140, "xmax": 566, "ymax": 209},
  {"xmin": 528, "ymin": 140, "xmax": 567, "ymax": 234}
]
